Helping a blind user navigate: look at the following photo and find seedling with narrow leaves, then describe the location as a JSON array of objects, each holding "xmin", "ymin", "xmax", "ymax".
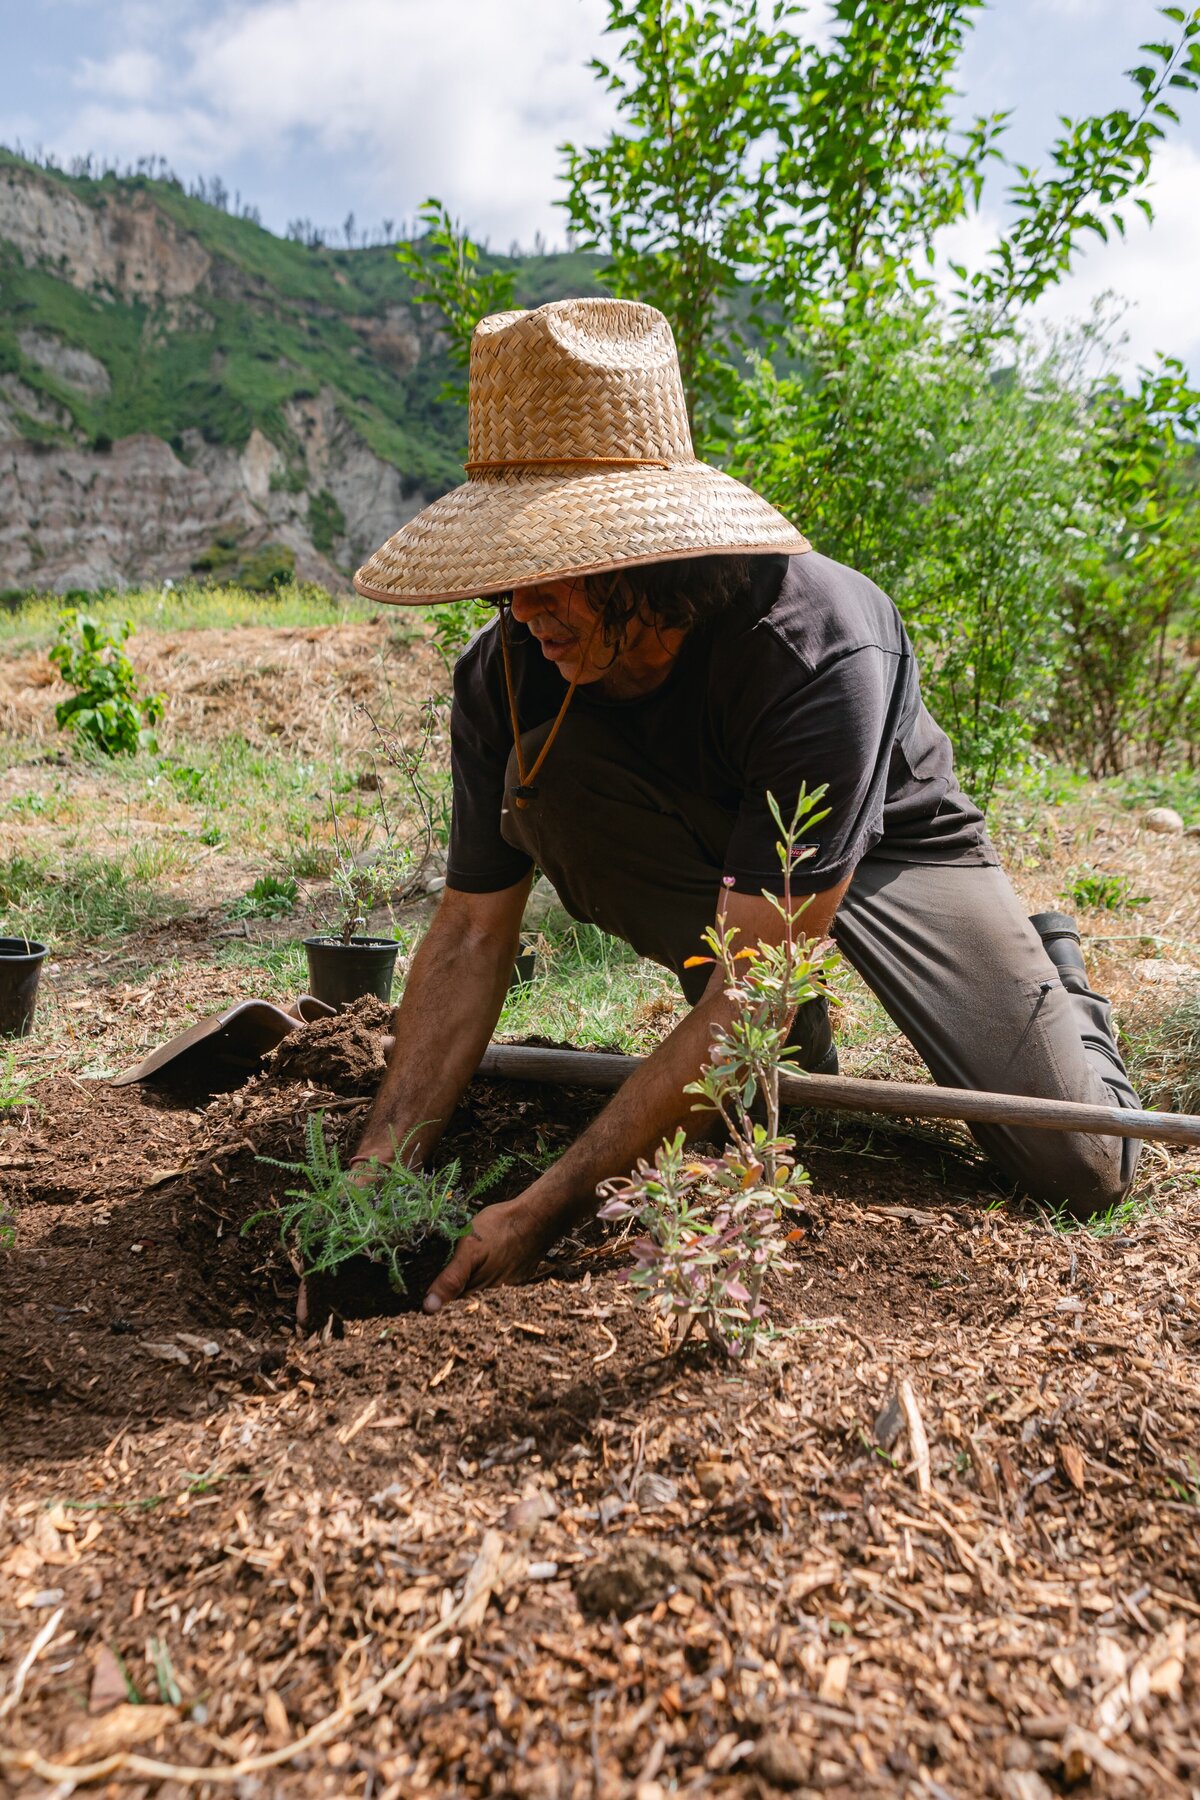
[
  {"xmin": 598, "ymin": 787, "xmax": 839, "ymax": 1357},
  {"xmin": 250, "ymin": 1112, "xmax": 512, "ymax": 1294},
  {"xmin": 319, "ymin": 699, "xmax": 446, "ymax": 945}
]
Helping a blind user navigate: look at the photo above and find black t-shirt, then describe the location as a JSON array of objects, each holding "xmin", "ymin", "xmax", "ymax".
[{"xmin": 446, "ymin": 551, "xmax": 994, "ymax": 895}]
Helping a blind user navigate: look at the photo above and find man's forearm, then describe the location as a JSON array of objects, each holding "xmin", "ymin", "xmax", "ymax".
[
  {"xmin": 354, "ymin": 896, "xmax": 524, "ymax": 1167},
  {"xmin": 505, "ymin": 988, "xmax": 735, "ymax": 1236}
]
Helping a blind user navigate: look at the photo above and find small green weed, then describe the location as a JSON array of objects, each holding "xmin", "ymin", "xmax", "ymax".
[
  {"xmin": 4, "ymin": 791, "xmax": 53, "ymax": 819},
  {"xmin": 0, "ymin": 1047, "xmax": 35, "ymax": 1111},
  {"xmin": 228, "ymin": 874, "xmax": 299, "ymax": 920},
  {"xmin": 250, "ymin": 1112, "xmax": 512, "ymax": 1294},
  {"xmin": 1062, "ymin": 866, "xmax": 1149, "ymax": 912},
  {"xmin": 1168, "ymin": 1457, "xmax": 1200, "ymax": 1506},
  {"xmin": 163, "ymin": 762, "xmax": 208, "ymax": 803},
  {"xmin": 49, "ymin": 611, "xmax": 165, "ymax": 756}
]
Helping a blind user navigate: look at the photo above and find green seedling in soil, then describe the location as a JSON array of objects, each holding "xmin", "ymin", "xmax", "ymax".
[
  {"xmin": 228, "ymin": 874, "xmax": 299, "ymax": 920},
  {"xmin": 598, "ymin": 787, "xmax": 840, "ymax": 1359},
  {"xmin": 250, "ymin": 1112, "xmax": 512, "ymax": 1294},
  {"xmin": 1062, "ymin": 865, "xmax": 1149, "ymax": 912},
  {"xmin": 0, "ymin": 1047, "xmax": 35, "ymax": 1111},
  {"xmin": 49, "ymin": 610, "xmax": 165, "ymax": 757},
  {"xmin": 316, "ymin": 699, "xmax": 449, "ymax": 944}
]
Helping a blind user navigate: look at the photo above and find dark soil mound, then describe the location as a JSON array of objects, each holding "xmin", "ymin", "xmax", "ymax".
[{"xmin": 264, "ymin": 993, "xmax": 395, "ymax": 1092}]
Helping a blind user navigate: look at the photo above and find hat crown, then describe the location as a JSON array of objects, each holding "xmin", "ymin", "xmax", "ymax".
[{"xmin": 467, "ymin": 299, "xmax": 695, "ymax": 468}]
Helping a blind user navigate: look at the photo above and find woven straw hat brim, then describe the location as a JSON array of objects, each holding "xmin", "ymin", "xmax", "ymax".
[{"xmin": 353, "ymin": 461, "xmax": 810, "ymax": 604}]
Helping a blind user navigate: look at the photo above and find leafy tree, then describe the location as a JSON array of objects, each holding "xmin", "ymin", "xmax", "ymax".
[
  {"xmin": 1045, "ymin": 361, "xmax": 1200, "ymax": 776},
  {"xmin": 560, "ymin": 1, "xmax": 1200, "ymax": 426},
  {"xmin": 395, "ymin": 200, "xmax": 517, "ymax": 402},
  {"xmin": 966, "ymin": 8, "xmax": 1200, "ymax": 310},
  {"xmin": 730, "ymin": 298, "xmax": 1100, "ymax": 802}
]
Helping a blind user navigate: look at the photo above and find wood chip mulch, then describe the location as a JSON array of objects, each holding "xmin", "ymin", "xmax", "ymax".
[{"xmin": 2, "ymin": 1030, "xmax": 1200, "ymax": 1797}]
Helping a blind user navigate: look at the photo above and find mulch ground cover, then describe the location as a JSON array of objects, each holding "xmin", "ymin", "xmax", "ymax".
[{"xmin": 3, "ymin": 1005, "xmax": 1200, "ymax": 1797}]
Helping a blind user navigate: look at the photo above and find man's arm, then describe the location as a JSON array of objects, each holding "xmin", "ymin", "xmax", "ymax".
[
  {"xmin": 423, "ymin": 874, "xmax": 851, "ymax": 1311},
  {"xmin": 353, "ymin": 874, "xmax": 533, "ymax": 1169}
]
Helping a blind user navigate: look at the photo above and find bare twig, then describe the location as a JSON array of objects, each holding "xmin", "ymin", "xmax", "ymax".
[
  {"xmin": 0, "ymin": 1607, "xmax": 64, "ymax": 1723},
  {"xmin": 899, "ymin": 1378, "xmax": 932, "ymax": 1497}
]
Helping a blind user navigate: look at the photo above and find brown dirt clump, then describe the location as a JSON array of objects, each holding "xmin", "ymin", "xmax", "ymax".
[{"xmin": 264, "ymin": 993, "xmax": 395, "ymax": 1093}]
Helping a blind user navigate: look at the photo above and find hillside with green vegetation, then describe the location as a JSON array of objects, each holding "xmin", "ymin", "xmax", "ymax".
[{"xmin": 0, "ymin": 148, "xmax": 603, "ymax": 594}]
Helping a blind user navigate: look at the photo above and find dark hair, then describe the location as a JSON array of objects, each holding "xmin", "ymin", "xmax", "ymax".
[{"xmin": 581, "ymin": 554, "xmax": 753, "ymax": 652}]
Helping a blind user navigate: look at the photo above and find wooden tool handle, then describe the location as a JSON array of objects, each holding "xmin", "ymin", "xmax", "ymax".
[{"xmin": 475, "ymin": 1043, "xmax": 1200, "ymax": 1148}]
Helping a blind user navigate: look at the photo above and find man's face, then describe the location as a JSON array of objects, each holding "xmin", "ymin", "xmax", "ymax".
[{"xmin": 508, "ymin": 579, "xmax": 609, "ymax": 686}]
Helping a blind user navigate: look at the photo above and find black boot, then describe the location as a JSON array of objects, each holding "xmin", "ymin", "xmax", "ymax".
[
  {"xmin": 1029, "ymin": 910, "xmax": 1089, "ymax": 995},
  {"xmin": 787, "ymin": 993, "xmax": 839, "ymax": 1075}
]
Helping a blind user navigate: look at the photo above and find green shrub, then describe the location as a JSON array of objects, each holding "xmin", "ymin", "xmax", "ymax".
[
  {"xmin": 48, "ymin": 610, "xmax": 164, "ymax": 756},
  {"xmin": 238, "ymin": 543, "xmax": 296, "ymax": 593},
  {"xmin": 307, "ymin": 488, "xmax": 346, "ymax": 553}
]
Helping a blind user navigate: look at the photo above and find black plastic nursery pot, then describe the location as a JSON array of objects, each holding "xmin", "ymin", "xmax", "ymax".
[
  {"xmin": 0, "ymin": 937, "xmax": 49, "ymax": 1038},
  {"xmin": 509, "ymin": 938, "xmax": 537, "ymax": 990},
  {"xmin": 303, "ymin": 935, "xmax": 399, "ymax": 1011}
]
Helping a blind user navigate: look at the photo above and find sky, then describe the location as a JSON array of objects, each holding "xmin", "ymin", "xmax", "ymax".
[{"xmin": 2, "ymin": 0, "xmax": 1199, "ymax": 373}]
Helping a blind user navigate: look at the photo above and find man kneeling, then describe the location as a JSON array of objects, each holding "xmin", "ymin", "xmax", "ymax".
[{"xmin": 350, "ymin": 298, "xmax": 1139, "ymax": 1312}]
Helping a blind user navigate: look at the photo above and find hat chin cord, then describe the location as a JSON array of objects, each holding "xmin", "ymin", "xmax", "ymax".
[{"xmin": 497, "ymin": 602, "xmax": 602, "ymax": 810}]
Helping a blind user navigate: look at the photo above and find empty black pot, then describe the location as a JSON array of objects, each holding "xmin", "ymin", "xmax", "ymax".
[
  {"xmin": 509, "ymin": 938, "xmax": 537, "ymax": 989},
  {"xmin": 0, "ymin": 938, "xmax": 49, "ymax": 1037},
  {"xmin": 303, "ymin": 935, "xmax": 399, "ymax": 1010}
]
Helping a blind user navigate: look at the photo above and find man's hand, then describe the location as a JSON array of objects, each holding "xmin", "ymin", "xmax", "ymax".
[{"xmin": 423, "ymin": 1195, "xmax": 556, "ymax": 1312}]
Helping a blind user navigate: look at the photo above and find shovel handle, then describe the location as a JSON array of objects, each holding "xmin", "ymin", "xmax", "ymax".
[{"xmin": 474, "ymin": 1043, "xmax": 1200, "ymax": 1148}]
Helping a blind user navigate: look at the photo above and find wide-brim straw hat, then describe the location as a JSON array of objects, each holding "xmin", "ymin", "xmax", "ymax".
[{"xmin": 353, "ymin": 298, "xmax": 809, "ymax": 604}]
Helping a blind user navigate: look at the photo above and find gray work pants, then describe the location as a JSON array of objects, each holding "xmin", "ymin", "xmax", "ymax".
[{"xmin": 502, "ymin": 711, "xmax": 1140, "ymax": 1214}]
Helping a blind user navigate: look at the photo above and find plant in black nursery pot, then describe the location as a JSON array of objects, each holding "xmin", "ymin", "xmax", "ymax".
[{"xmin": 250, "ymin": 1113, "xmax": 512, "ymax": 1329}]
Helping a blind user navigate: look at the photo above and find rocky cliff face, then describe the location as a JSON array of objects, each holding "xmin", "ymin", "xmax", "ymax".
[{"xmin": 0, "ymin": 158, "xmax": 459, "ymax": 593}]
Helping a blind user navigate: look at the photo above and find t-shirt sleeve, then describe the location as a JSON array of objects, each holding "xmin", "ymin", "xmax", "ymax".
[
  {"xmin": 721, "ymin": 638, "xmax": 905, "ymax": 894},
  {"xmin": 445, "ymin": 640, "xmax": 535, "ymax": 894}
]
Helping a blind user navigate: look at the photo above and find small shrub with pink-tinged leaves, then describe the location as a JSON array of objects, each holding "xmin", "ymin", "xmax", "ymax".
[{"xmin": 597, "ymin": 787, "xmax": 839, "ymax": 1358}]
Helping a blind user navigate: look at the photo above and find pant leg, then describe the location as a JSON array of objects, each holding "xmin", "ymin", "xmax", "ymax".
[
  {"xmin": 500, "ymin": 709, "xmax": 835, "ymax": 1069},
  {"xmin": 832, "ymin": 858, "xmax": 1141, "ymax": 1214}
]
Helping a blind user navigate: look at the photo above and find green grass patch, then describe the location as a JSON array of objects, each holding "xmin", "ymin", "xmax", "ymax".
[
  {"xmin": 499, "ymin": 917, "xmax": 681, "ymax": 1052},
  {"xmin": 215, "ymin": 939, "xmax": 310, "ymax": 997},
  {"xmin": 1127, "ymin": 983, "xmax": 1200, "ymax": 1118},
  {"xmin": 0, "ymin": 581, "xmax": 378, "ymax": 650},
  {"xmin": 0, "ymin": 847, "xmax": 186, "ymax": 945}
]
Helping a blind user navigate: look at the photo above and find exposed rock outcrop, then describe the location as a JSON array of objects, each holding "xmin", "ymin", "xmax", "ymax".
[
  {"xmin": 0, "ymin": 165, "xmax": 211, "ymax": 302},
  {"xmin": 0, "ymin": 428, "xmax": 427, "ymax": 593}
]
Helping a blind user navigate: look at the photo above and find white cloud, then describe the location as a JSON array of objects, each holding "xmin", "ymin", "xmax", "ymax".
[
  {"xmin": 73, "ymin": 48, "xmax": 164, "ymax": 103},
  {"xmin": 50, "ymin": 0, "xmax": 616, "ymax": 245}
]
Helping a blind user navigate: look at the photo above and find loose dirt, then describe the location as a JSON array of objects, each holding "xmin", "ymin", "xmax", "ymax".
[{"xmin": 3, "ymin": 1005, "xmax": 1200, "ymax": 1796}]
